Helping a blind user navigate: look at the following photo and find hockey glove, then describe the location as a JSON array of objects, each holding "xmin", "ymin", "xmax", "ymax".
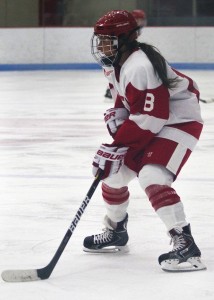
[
  {"xmin": 92, "ymin": 144, "xmax": 128, "ymax": 179},
  {"xmin": 104, "ymin": 108, "xmax": 129, "ymax": 137}
]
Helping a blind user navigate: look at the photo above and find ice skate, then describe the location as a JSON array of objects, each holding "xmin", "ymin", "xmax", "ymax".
[
  {"xmin": 159, "ymin": 224, "xmax": 206, "ymax": 272},
  {"xmin": 104, "ymin": 88, "xmax": 112, "ymax": 99},
  {"xmin": 104, "ymin": 88, "xmax": 113, "ymax": 103},
  {"xmin": 83, "ymin": 214, "xmax": 129, "ymax": 253}
]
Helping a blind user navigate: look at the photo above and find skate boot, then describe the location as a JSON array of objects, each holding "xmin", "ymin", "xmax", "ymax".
[
  {"xmin": 104, "ymin": 88, "xmax": 112, "ymax": 99},
  {"xmin": 159, "ymin": 224, "xmax": 206, "ymax": 272},
  {"xmin": 83, "ymin": 214, "xmax": 129, "ymax": 253},
  {"xmin": 104, "ymin": 88, "xmax": 113, "ymax": 103}
]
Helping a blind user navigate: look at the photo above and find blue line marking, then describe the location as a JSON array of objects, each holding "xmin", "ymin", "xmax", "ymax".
[{"xmin": 0, "ymin": 63, "xmax": 214, "ymax": 71}]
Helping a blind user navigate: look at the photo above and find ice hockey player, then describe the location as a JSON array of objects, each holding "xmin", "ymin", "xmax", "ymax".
[{"xmin": 84, "ymin": 10, "xmax": 206, "ymax": 272}]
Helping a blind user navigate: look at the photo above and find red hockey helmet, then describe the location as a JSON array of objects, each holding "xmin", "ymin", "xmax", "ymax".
[
  {"xmin": 131, "ymin": 9, "xmax": 146, "ymax": 20},
  {"xmin": 92, "ymin": 10, "xmax": 138, "ymax": 67},
  {"xmin": 94, "ymin": 10, "xmax": 138, "ymax": 37},
  {"xmin": 131, "ymin": 9, "xmax": 147, "ymax": 31}
]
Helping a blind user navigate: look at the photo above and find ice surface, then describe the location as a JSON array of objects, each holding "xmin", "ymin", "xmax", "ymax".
[{"xmin": 0, "ymin": 70, "xmax": 213, "ymax": 299}]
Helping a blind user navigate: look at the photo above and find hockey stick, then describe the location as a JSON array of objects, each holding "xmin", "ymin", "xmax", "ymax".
[
  {"xmin": 200, "ymin": 98, "xmax": 214, "ymax": 104},
  {"xmin": 1, "ymin": 170, "xmax": 103, "ymax": 282}
]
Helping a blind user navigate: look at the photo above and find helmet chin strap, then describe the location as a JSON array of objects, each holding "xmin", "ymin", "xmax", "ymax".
[
  {"xmin": 101, "ymin": 51, "xmax": 122, "ymax": 68},
  {"xmin": 112, "ymin": 52, "xmax": 122, "ymax": 67}
]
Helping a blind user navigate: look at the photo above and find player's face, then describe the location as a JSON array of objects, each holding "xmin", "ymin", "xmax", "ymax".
[{"xmin": 97, "ymin": 35, "xmax": 117, "ymax": 57}]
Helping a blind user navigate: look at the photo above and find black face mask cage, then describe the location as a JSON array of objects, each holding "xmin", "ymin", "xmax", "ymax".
[{"xmin": 91, "ymin": 34, "xmax": 119, "ymax": 67}]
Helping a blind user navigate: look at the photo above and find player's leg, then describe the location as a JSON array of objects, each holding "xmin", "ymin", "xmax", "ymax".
[
  {"xmin": 138, "ymin": 161, "xmax": 206, "ymax": 271},
  {"xmin": 138, "ymin": 124, "xmax": 205, "ymax": 271},
  {"xmin": 83, "ymin": 165, "xmax": 137, "ymax": 253}
]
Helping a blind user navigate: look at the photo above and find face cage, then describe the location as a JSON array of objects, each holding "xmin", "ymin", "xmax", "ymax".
[{"xmin": 91, "ymin": 34, "xmax": 119, "ymax": 67}]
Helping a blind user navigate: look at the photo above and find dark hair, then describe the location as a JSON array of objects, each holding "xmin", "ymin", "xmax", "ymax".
[{"xmin": 137, "ymin": 42, "xmax": 179, "ymax": 89}]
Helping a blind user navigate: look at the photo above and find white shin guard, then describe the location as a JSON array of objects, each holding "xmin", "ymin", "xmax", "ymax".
[{"xmin": 139, "ymin": 164, "xmax": 188, "ymax": 231}]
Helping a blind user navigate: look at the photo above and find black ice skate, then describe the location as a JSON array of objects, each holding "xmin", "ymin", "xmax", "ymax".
[
  {"xmin": 159, "ymin": 224, "xmax": 206, "ymax": 272},
  {"xmin": 83, "ymin": 214, "xmax": 129, "ymax": 253},
  {"xmin": 104, "ymin": 88, "xmax": 112, "ymax": 99}
]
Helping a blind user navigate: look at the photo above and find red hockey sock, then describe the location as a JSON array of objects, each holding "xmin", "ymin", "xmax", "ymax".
[
  {"xmin": 145, "ymin": 184, "xmax": 180, "ymax": 211},
  {"xmin": 102, "ymin": 183, "xmax": 129, "ymax": 205}
]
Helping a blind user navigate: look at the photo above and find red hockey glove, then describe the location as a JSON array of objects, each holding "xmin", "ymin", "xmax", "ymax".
[
  {"xmin": 104, "ymin": 108, "xmax": 129, "ymax": 137},
  {"xmin": 92, "ymin": 144, "xmax": 128, "ymax": 179}
]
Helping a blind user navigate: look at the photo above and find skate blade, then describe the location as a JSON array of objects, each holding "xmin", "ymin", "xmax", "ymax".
[
  {"xmin": 83, "ymin": 245, "xmax": 129, "ymax": 254},
  {"xmin": 161, "ymin": 257, "xmax": 207, "ymax": 272}
]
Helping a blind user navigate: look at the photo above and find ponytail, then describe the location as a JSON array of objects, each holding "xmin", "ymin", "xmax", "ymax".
[{"xmin": 137, "ymin": 42, "xmax": 179, "ymax": 89}]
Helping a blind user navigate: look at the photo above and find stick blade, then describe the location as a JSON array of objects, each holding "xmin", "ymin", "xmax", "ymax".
[
  {"xmin": 1, "ymin": 269, "xmax": 40, "ymax": 282},
  {"xmin": 200, "ymin": 98, "xmax": 214, "ymax": 103}
]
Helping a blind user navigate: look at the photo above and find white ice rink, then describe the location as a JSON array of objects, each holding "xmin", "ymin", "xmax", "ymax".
[{"xmin": 0, "ymin": 69, "xmax": 214, "ymax": 299}]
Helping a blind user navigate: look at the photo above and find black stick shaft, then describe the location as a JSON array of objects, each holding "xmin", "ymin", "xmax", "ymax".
[{"xmin": 37, "ymin": 171, "xmax": 103, "ymax": 279}]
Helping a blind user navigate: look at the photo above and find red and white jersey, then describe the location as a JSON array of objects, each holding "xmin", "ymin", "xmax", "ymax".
[{"xmin": 104, "ymin": 49, "xmax": 203, "ymax": 174}]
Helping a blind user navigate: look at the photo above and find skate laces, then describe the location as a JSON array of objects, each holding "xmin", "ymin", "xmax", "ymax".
[
  {"xmin": 170, "ymin": 234, "xmax": 187, "ymax": 251},
  {"xmin": 94, "ymin": 228, "xmax": 113, "ymax": 244}
]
